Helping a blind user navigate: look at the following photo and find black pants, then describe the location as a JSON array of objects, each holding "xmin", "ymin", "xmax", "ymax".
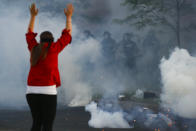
[{"xmin": 26, "ymin": 94, "xmax": 57, "ymax": 131}]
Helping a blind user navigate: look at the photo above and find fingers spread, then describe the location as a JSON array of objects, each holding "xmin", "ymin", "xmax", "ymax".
[
  {"xmin": 29, "ymin": 3, "xmax": 38, "ymax": 16},
  {"xmin": 67, "ymin": 4, "xmax": 74, "ymax": 13},
  {"xmin": 31, "ymin": 3, "xmax": 35, "ymax": 9}
]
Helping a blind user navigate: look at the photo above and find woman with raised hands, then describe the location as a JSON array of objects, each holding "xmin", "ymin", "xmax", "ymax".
[{"xmin": 26, "ymin": 3, "xmax": 74, "ymax": 131}]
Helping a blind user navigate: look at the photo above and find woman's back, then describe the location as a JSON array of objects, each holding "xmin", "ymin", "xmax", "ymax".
[
  {"xmin": 26, "ymin": 3, "xmax": 74, "ymax": 131},
  {"xmin": 26, "ymin": 28, "xmax": 72, "ymax": 87}
]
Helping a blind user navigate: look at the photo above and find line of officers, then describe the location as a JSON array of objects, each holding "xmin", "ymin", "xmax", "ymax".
[{"xmin": 82, "ymin": 30, "xmax": 161, "ymax": 71}]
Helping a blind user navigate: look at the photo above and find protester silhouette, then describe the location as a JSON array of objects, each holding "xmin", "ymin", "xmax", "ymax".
[{"xmin": 25, "ymin": 3, "xmax": 74, "ymax": 131}]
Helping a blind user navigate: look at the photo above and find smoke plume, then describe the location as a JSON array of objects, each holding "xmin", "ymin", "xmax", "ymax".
[
  {"xmin": 59, "ymin": 37, "xmax": 102, "ymax": 106},
  {"xmin": 85, "ymin": 102, "xmax": 131, "ymax": 128},
  {"xmin": 160, "ymin": 48, "xmax": 196, "ymax": 119}
]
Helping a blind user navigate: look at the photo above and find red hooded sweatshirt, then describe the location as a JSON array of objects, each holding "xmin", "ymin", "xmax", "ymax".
[{"xmin": 26, "ymin": 29, "xmax": 72, "ymax": 87}]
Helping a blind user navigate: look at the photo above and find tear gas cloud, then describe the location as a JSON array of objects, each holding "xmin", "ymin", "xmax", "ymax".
[
  {"xmin": 85, "ymin": 102, "xmax": 131, "ymax": 128},
  {"xmin": 59, "ymin": 37, "xmax": 102, "ymax": 106},
  {"xmin": 0, "ymin": 5, "xmax": 29, "ymax": 109},
  {"xmin": 86, "ymin": 48, "xmax": 196, "ymax": 129},
  {"xmin": 85, "ymin": 101, "xmax": 175, "ymax": 130},
  {"xmin": 160, "ymin": 48, "xmax": 196, "ymax": 119}
]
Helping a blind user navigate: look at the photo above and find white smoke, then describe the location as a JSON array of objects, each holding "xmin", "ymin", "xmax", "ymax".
[
  {"xmin": 60, "ymin": 37, "xmax": 102, "ymax": 106},
  {"xmin": 160, "ymin": 48, "xmax": 196, "ymax": 118},
  {"xmin": 85, "ymin": 102, "xmax": 131, "ymax": 128},
  {"xmin": 0, "ymin": 5, "xmax": 29, "ymax": 109},
  {"xmin": 85, "ymin": 101, "xmax": 175, "ymax": 129}
]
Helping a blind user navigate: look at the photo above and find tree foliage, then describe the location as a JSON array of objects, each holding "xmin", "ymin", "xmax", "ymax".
[
  {"xmin": 114, "ymin": 0, "xmax": 165, "ymax": 29},
  {"xmin": 115, "ymin": 0, "xmax": 194, "ymax": 29},
  {"xmin": 114, "ymin": 0, "xmax": 195, "ymax": 47}
]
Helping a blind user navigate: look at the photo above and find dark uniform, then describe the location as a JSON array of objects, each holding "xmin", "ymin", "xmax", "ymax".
[
  {"xmin": 117, "ymin": 33, "xmax": 139, "ymax": 69},
  {"xmin": 101, "ymin": 31, "xmax": 116, "ymax": 65}
]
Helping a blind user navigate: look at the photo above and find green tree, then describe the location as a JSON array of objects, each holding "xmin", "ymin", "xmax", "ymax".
[{"xmin": 114, "ymin": 0, "xmax": 195, "ymax": 47}]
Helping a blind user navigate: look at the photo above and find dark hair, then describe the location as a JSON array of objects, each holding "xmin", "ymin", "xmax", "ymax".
[{"xmin": 31, "ymin": 31, "xmax": 54, "ymax": 66}]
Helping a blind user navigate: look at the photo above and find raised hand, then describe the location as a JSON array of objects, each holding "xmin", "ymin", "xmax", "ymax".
[
  {"xmin": 29, "ymin": 3, "xmax": 38, "ymax": 17},
  {"xmin": 64, "ymin": 4, "xmax": 74, "ymax": 18}
]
